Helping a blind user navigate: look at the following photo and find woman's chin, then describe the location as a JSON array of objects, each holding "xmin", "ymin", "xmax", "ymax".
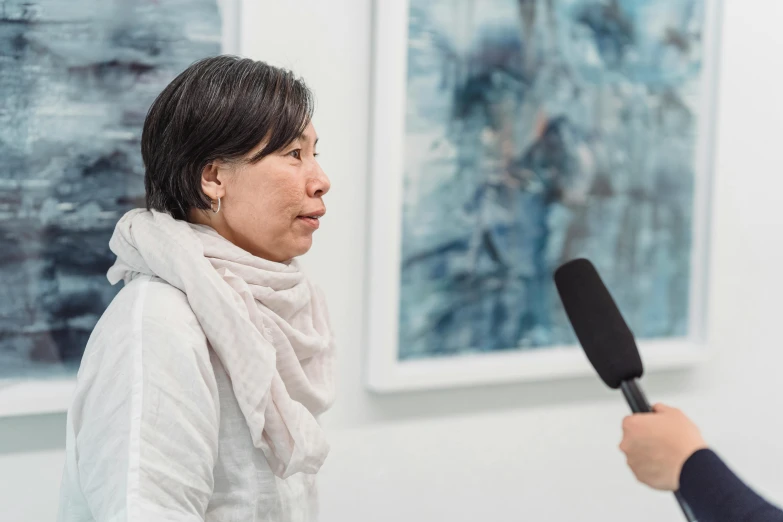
[{"xmin": 287, "ymin": 237, "xmax": 314, "ymax": 259}]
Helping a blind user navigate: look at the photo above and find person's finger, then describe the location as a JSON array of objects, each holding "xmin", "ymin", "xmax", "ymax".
[{"xmin": 652, "ymin": 403, "xmax": 670, "ymax": 413}]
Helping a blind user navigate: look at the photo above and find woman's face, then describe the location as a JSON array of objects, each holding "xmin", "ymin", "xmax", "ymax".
[{"xmin": 193, "ymin": 122, "xmax": 330, "ymax": 262}]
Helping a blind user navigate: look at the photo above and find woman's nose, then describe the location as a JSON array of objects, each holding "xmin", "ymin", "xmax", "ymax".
[{"xmin": 309, "ymin": 163, "xmax": 331, "ymax": 198}]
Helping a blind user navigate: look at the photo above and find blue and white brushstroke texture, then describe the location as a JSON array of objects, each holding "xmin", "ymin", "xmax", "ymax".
[
  {"xmin": 0, "ymin": 0, "xmax": 221, "ymax": 378},
  {"xmin": 399, "ymin": 0, "xmax": 705, "ymax": 359}
]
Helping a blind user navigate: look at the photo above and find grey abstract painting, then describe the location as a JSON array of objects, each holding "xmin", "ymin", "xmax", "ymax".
[
  {"xmin": 399, "ymin": 0, "xmax": 708, "ymax": 360},
  {"xmin": 0, "ymin": 0, "xmax": 222, "ymax": 378}
]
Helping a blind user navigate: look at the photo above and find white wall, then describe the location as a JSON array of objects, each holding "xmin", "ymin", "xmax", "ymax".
[{"xmin": 3, "ymin": 0, "xmax": 783, "ymax": 520}]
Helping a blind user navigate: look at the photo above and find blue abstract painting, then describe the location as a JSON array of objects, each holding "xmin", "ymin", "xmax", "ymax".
[
  {"xmin": 0, "ymin": 0, "xmax": 222, "ymax": 378},
  {"xmin": 399, "ymin": 0, "xmax": 707, "ymax": 360}
]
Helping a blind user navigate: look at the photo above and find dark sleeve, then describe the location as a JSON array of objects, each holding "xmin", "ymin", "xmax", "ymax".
[{"xmin": 679, "ymin": 449, "xmax": 783, "ymax": 522}]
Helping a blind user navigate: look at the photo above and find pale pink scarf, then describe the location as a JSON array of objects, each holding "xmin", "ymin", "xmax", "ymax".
[{"xmin": 107, "ymin": 209, "xmax": 335, "ymax": 478}]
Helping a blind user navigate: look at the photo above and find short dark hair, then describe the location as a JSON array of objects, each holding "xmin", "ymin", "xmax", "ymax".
[{"xmin": 142, "ymin": 55, "xmax": 314, "ymax": 220}]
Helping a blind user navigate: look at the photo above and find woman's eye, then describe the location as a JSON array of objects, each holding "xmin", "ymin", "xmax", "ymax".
[{"xmin": 288, "ymin": 149, "xmax": 301, "ymax": 160}]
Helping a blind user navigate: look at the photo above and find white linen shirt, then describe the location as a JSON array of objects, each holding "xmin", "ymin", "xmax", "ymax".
[{"xmin": 57, "ymin": 275, "xmax": 319, "ymax": 522}]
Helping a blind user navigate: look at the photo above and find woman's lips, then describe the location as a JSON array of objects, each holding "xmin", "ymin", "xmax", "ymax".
[{"xmin": 297, "ymin": 216, "xmax": 320, "ymax": 229}]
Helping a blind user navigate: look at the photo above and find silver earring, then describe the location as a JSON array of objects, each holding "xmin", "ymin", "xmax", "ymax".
[{"xmin": 211, "ymin": 197, "xmax": 221, "ymax": 214}]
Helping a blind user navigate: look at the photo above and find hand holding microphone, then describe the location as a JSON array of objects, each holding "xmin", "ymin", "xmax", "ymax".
[
  {"xmin": 553, "ymin": 258, "xmax": 697, "ymax": 521},
  {"xmin": 554, "ymin": 258, "xmax": 783, "ymax": 522},
  {"xmin": 620, "ymin": 403, "xmax": 707, "ymax": 491}
]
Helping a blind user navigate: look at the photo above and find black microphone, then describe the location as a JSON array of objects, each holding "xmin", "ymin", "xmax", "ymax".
[{"xmin": 553, "ymin": 258, "xmax": 697, "ymax": 522}]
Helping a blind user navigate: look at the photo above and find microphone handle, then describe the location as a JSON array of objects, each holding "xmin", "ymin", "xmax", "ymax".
[
  {"xmin": 620, "ymin": 380, "xmax": 698, "ymax": 522},
  {"xmin": 620, "ymin": 379, "xmax": 652, "ymax": 413}
]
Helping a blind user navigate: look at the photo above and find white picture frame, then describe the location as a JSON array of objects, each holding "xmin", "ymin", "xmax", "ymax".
[
  {"xmin": 0, "ymin": 0, "xmax": 242, "ymax": 418},
  {"xmin": 365, "ymin": 0, "xmax": 723, "ymax": 393}
]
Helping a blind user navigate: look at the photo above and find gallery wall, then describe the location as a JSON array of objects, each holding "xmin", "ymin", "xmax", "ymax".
[{"xmin": 2, "ymin": 1, "xmax": 783, "ymax": 521}]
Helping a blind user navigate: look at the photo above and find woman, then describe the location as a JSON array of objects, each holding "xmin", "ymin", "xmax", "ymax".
[{"xmin": 57, "ymin": 56, "xmax": 335, "ymax": 522}]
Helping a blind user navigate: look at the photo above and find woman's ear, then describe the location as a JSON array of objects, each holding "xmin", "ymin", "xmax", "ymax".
[{"xmin": 200, "ymin": 162, "xmax": 227, "ymax": 201}]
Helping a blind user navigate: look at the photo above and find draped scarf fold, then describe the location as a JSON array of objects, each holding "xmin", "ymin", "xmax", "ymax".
[{"xmin": 107, "ymin": 209, "xmax": 335, "ymax": 478}]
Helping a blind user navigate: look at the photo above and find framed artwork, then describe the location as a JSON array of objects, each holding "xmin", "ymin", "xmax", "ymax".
[
  {"xmin": 0, "ymin": 0, "xmax": 241, "ymax": 416},
  {"xmin": 366, "ymin": 0, "xmax": 722, "ymax": 392}
]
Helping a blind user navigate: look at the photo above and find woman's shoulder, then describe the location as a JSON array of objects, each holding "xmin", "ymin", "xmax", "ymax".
[
  {"xmin": 130, "ymin": 275, "xmax": 204, "ymax": 335},
  {"xmin": 69, "ymin": 275, "xmax": 221, "ymax": 458},
  {"xmin": 81, "ymin": 275, "xmax": 210, "ymax": 371},
  {"xmin": 102, "ymin": 275, "xmax": 203, "ymax": 334}
]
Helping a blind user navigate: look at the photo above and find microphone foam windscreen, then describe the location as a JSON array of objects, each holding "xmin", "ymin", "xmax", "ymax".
[{"xmin": 553, "ymin": 258, "xmax": 643, "ymax": 388}]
